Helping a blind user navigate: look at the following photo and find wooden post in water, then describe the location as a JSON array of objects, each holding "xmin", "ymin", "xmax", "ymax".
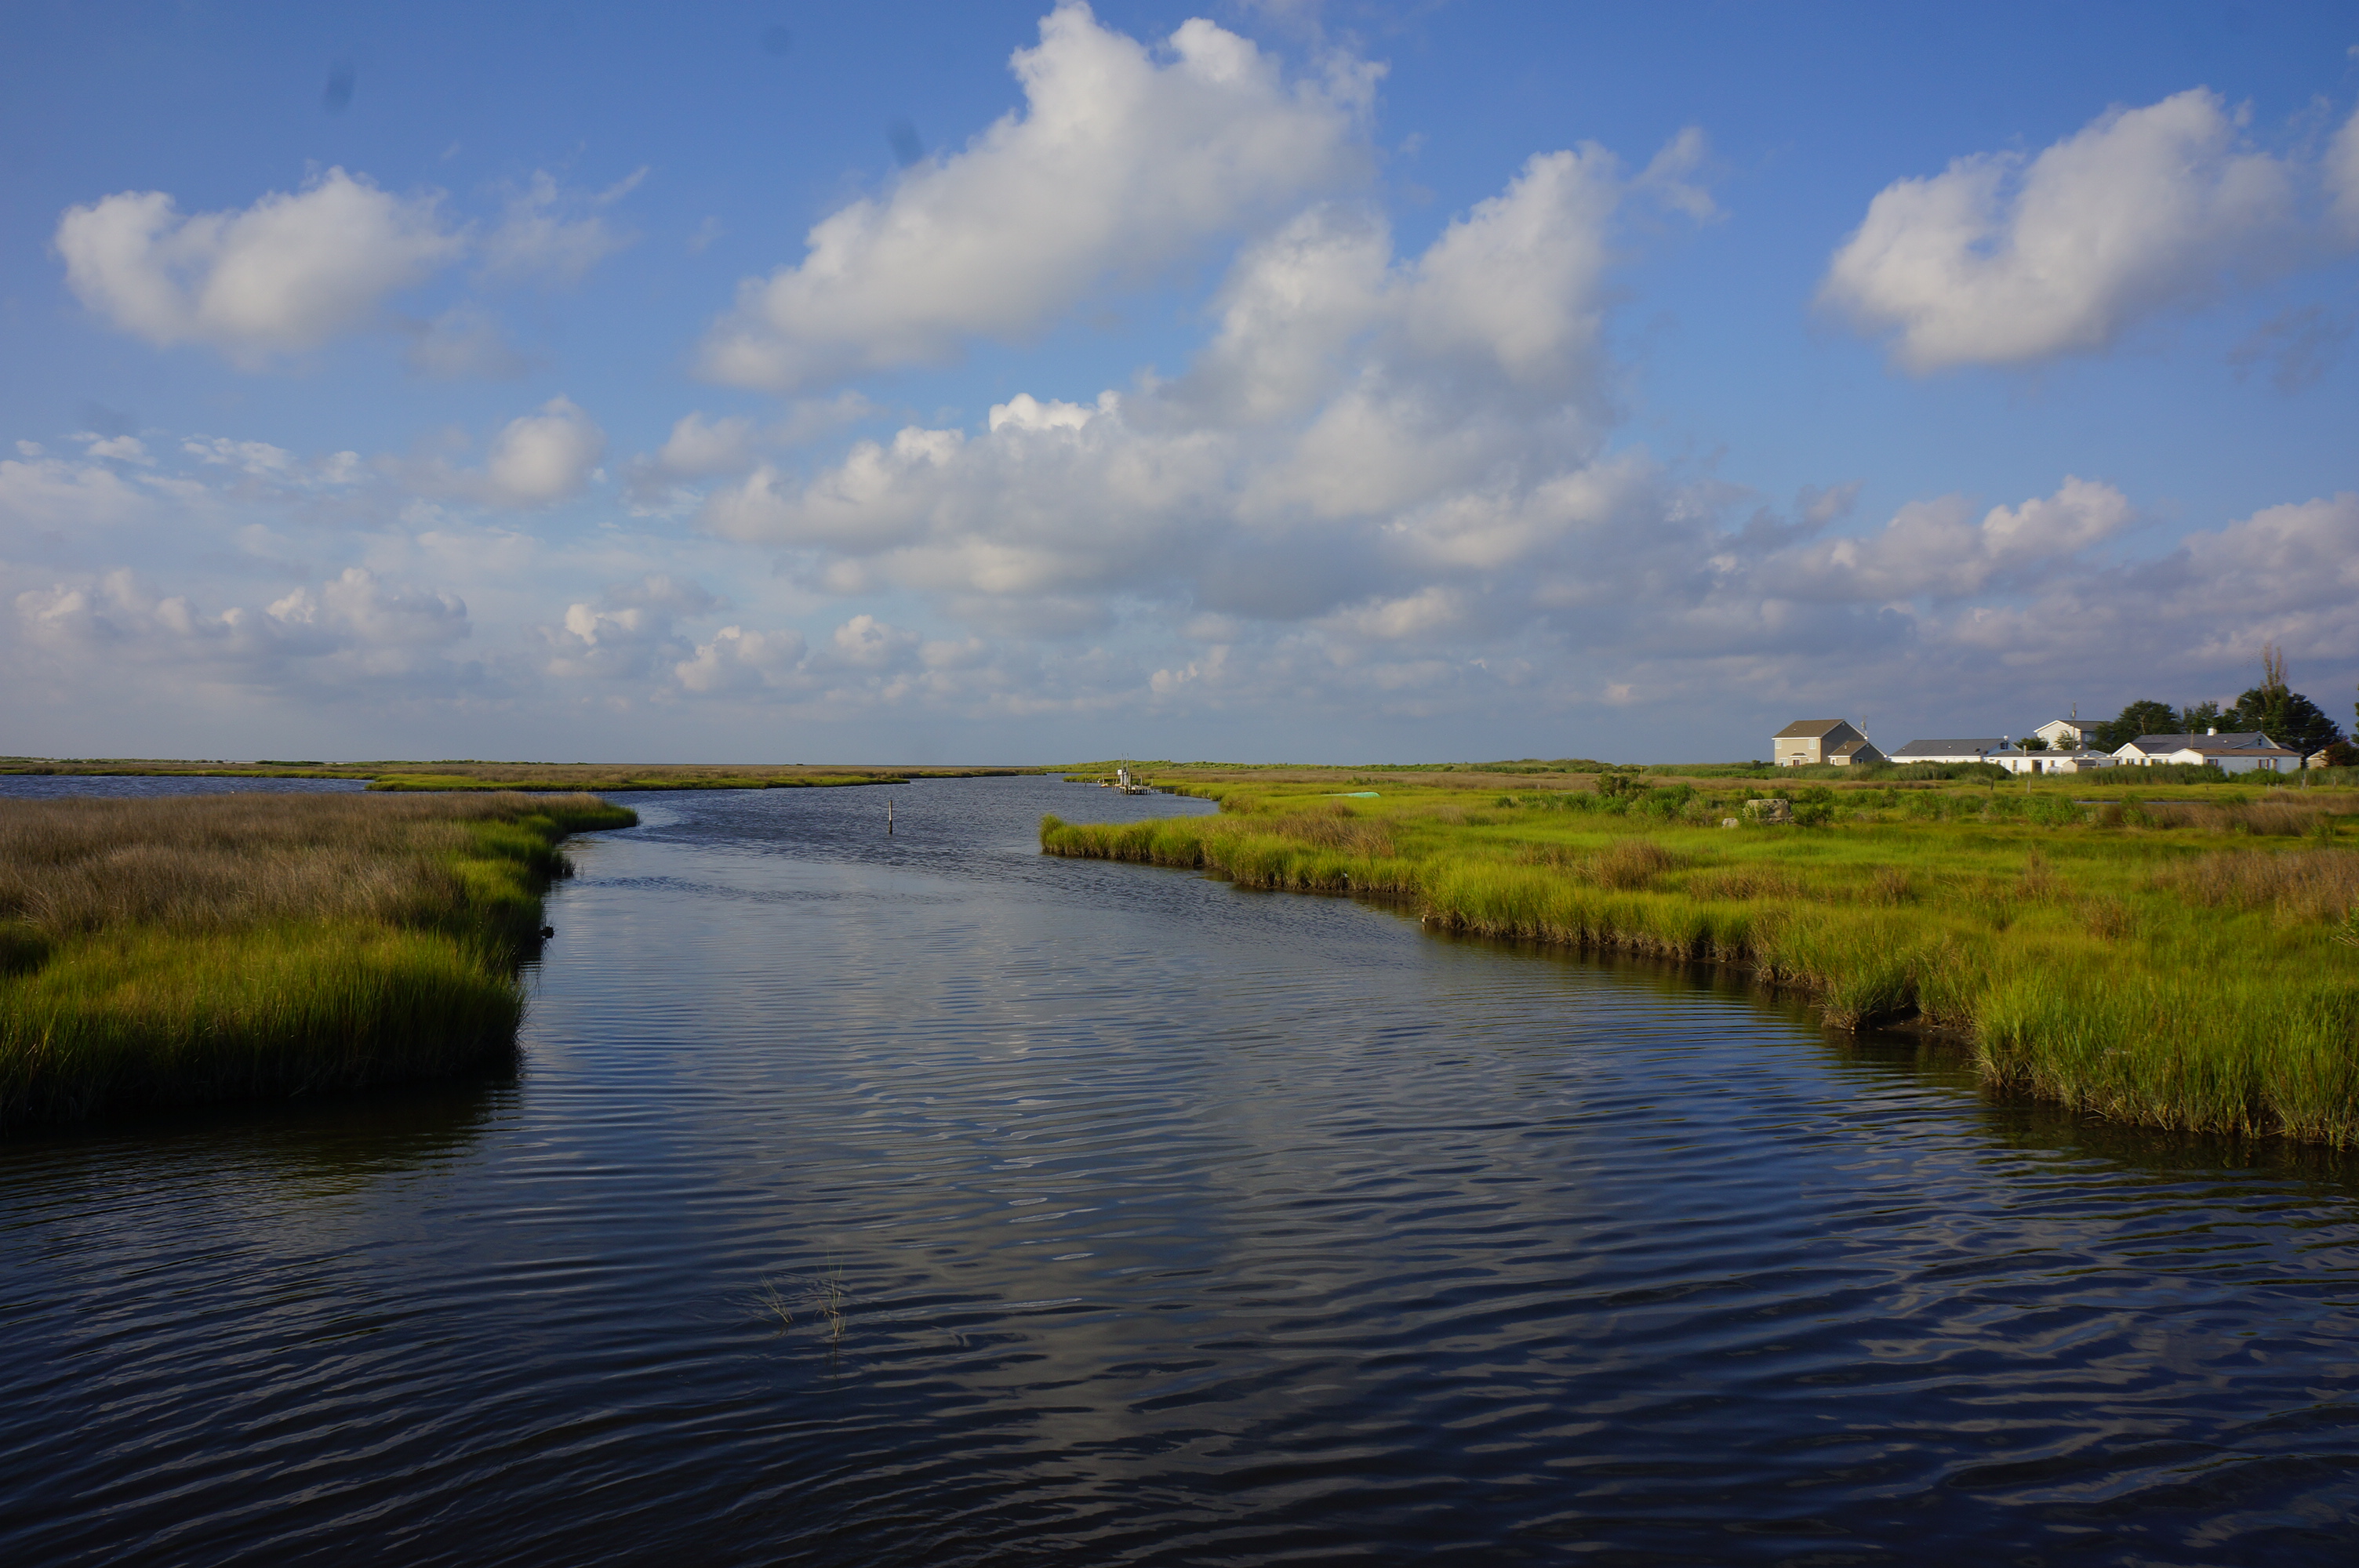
[{"xmin": 887, "ymin": 798, "xmax": 894, "ymax": 836}]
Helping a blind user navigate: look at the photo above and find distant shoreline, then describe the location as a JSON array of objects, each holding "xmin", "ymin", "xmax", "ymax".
[{"xmin": 0, "ymin": 759, "xmax": 1038, "ymax": 793}]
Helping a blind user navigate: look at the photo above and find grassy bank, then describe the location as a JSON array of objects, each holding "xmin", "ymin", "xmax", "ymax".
[
  {"xmin": 1041, "ymin": 768, "xmax": 2359, "ymax": 1145},
  {"xmin": 0, "ymin": 757, "xmax": 1034, "ymax": 792},
  {"xmin": 1, "ymin": 791, "xmax": 635, "ymax": 1129}
]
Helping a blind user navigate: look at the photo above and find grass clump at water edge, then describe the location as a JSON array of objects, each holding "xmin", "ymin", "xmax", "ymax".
[{"xmin": 0, "ymin": 790, "xmax": 635, "ymax": 1129}]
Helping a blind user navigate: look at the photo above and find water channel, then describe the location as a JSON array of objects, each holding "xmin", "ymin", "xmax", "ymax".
[{"xmin": 3, "ymin": 774, "xmax": 2356, "ymax": 1564}]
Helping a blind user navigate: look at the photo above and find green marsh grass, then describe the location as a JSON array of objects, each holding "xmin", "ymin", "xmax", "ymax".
[
  {"xmin": 0, "ymin": 790, "xmax": 634, "ymax": 1129},
  {"xmin": 1044, "ymin": 768, "xmax": 2359, "ymax": 1144}
]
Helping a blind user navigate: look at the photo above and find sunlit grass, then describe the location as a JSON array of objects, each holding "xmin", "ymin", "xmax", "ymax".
[
  {"xmin": 1043, "ymin": 769, "xmax": 2359, "ymax": 1144},
  {"xmin": 0, "ymin": 791, "xmax": 634, "ymax": 1128}
]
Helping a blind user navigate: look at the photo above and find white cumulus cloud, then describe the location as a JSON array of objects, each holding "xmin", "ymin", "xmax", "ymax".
[
  {"xmin": 673, "ymin": 625, "xmax": 812, "ymax": 695},
  {"xmin": 697, "ymin": 1, "xmax": 1378, "ymax": 391},
  {"xmin": 540, "ymin": 575, "xmax": 722, "ymax": 681},
  {"xmin": 482, "ymin": 397, "xmax": 607, "ymax": 506},
  {"xmin": 2329, "ymin": 102, "xmax": 2359, "ymax": 240},
  {"xmin": 0, "ymin": 456, "xmax": 156, "ymax": 531},
  {"xmin": 16, "ymin": 567, "xmax": 469, "ymax": 683},
  {"xmin": 480, "ymin": 169, "xmax": 643, "ymax": 285},
  {"xmin": 621, "ymin": 398, "xmax": 883, "ymax": 510},
  {"xmin": 55, "ymin": 169, "xmax": 465, "ymax": 363},
  {"xmin": 1757, "ymin": 476, "xmax": 2134, "ymax": 601},
  {"xmin": 696, "ymin": 137, "xmax": 1683, "ymax": 637},
  {"xmin": 1820, "ymin": 89, "xmax": 2303, "ymax": 371}
]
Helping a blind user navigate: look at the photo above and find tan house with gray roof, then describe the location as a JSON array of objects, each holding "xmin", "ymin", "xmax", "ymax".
[{"xmin": 1772, "ymin": 719, "xmax": 1886, "ymax": 768}]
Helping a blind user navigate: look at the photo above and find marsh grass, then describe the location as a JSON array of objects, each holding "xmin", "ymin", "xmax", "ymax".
[
  {"xmin": 1865, "ymin": 866, "xmax": 1917, "ymax": 906},
  {"xmin": 1519, "ymin": 838, "xmax": 1683, "ymax": 889},
  {"xmin": 753, "ymin": 1279, "xmax": 797, "ymax": 1333},
  {"xmin": 823, "ymin": 1265, "xmax": 849, "ymax": 1343},
  {"xmin": 1, "ymin": 791, "xmax": 634, "ymax": 1129},
  {"xmin": 748, "ymin": 1266, "xmax": 851, "ymax": 1346},
  {"xmin": 1043, "ymin": 771, "xmax": 2359, "ymax": 1144},
  {"xmin": 2154, "ymin": 846, "xmax": 2359, "ymax": 919}
]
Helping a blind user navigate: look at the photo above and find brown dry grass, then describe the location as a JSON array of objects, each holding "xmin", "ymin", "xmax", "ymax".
[
  {"xmin": 2132, "ymin": 800, "xmax": 2337, "ymax": 835},
  {"xmin": 1262, "ymin": 808, "xmax": 1398, "ymax": 858},
  {"xmin": 2153, "ymin": 846, "xmax": 2359, "ymax": 920},
  {"xmin": 1864, "ymin": 866, "xmax": 1916, "ymax": 906},
  {"xmin": 2084, "ymin": 899, "xmax": 2136, "ymax": 939},
  {"xmin": 2015, "ymin": 851, "xmax": 2063, "ymax": 903},
  {"xmin": 0, "ymin": 792, "xmax": 616, "ymax": 937},
  {"xmin": 1518, "ymin": 838, "xmax": 1684, "ymax": 890}
]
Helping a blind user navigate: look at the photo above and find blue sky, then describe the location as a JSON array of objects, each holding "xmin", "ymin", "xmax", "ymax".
[{"xmin": 4, "ymin": 1, "xmax": 2355, "ymax": 763}]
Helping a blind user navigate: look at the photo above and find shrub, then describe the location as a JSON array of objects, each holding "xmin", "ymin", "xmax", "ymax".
[{"xmin": 2087, "ymin": 764, "xmax": 2230, "ymax": 786}]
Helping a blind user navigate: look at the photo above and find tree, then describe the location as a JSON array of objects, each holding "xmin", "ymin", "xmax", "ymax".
[
  {"xmin": 2178, "ymin": 699, "xmax": 2223, "ymax": 734},
  {"xmin": 2225, "ymin": 644, "xmax": 2346, "ymax": 756},
  {"xmin": 2092, "ymin": 699, "xmax": 2179, "ymax": 750},
  {"xmin": 2229, "ymin": 688, "xmax": 2342, "ymax": 753}
]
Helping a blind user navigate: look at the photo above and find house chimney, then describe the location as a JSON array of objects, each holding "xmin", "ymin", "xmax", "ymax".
[{"xmin": 2208, "ymin": 727, "xmax": 2216, "ymax": 736}]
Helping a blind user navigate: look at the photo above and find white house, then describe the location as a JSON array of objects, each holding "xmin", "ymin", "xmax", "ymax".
[
  {"xmin": 1994, "ymin": 746, "xmax": 2116, "ymax": 775},
  {"xmin": 2113, "ymin": 731, "xmax": 2303, "ymax": 773},
  {"xmin": 1890, "ymin": 737, "xmax": 2114, "ymax": 774},
  {"xmin": 2034, "ymin": 718, "xmax": 2093, "ymax": 750}
]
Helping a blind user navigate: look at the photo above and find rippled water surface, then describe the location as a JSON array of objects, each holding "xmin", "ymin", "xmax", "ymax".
[{"xmin": 5, "ymin": 775, "xmax": 2358, "ymax": 1565}]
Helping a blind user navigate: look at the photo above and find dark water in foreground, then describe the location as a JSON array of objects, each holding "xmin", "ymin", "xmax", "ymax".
[{"xmin": 3, "ymin": 776, "xmax": 2357, "ymax": 1566}]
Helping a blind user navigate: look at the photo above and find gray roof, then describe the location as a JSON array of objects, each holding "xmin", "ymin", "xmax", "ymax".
[
  {"xmin": 2123, "ymin": 732, "xmax": 2284, "ymax": 752},
  {"xmin": 1774, "ymin": 719, "xmax": 1853, "ymax": 739},
  {"xmin": 1889, "ymin": 738, "xmax": 2007, "ymax": 757}
]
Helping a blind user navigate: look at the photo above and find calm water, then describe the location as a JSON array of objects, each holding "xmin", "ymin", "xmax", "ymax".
[{"xmin": 3, "ymin": 775, "xmax": 2357, "ymax": 1566}]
